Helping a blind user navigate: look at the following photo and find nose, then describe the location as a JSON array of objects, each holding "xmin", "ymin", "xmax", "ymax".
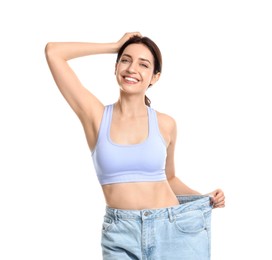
[{"xmin": 127, "ymin": 62, "xmax": 137, "ymax": 73}]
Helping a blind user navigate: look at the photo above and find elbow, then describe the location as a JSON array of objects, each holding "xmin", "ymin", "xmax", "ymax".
[
  {"xmin": 167, "ymin": 175, "xmax": 175, "ymax": 183},
  {"xmin": 44, "ymin": 42, "xmax": 57, "ymax": 59},
  {"xmin": 44, "ymin": 42, "xmax": 52, "ymax": 59}
]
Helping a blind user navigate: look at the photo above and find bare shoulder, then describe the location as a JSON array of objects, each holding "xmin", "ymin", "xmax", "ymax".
[
  {"xmin": 155, "ymin": 110, "xmax": 177, "ymax": 145},
  {"xmin": 155, "ymin": 110, "xmax": 176, "ymax": 129}
]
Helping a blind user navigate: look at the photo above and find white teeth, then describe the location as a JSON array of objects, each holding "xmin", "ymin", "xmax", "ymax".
[{"xmin": 125, "ymin": 77, "xmax": 138, "ymax": 83}]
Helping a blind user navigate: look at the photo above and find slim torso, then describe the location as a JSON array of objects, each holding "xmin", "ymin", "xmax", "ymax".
[
  {"xmin": 89, "ymin": 103, "xmax": 179, "ymax": 210},
  {"xmin": 102, "ymin": 181, "xmax": 179, "ymax": 210}
]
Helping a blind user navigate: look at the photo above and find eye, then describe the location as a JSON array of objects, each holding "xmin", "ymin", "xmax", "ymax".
[
  {"xmin": 120, "ymin": 58, "xmax": 130, "ymax": 63},
  {"xmin": 140, "ymin": 63, "xmax": 149, "ymax": 68}
]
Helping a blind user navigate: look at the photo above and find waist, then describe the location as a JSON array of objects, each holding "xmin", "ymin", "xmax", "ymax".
[
  {"xmin": 102, "ymin": 181, "xmax": 180, "ymax": 210},
  {"xmin": 105, "ymin": 195, "xmax": 212, "ymax": 219}
]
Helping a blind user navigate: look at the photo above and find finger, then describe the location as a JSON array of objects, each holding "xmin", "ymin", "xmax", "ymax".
[
  {"xmin": 213, "ymin": 191, "xmax": 224, "ymax": 200},
  {"xmin": 126, "ymin": 32, "xmax": 142, "ymax": 38},
  {"xmin": 213, "ymin": 198, "xmax": 225, "ymax": 208},
  {"xmin": 131, "ymin": 31, "xmax": 142, "ymax": 37},
  {"xmin": 213, "ymin": 203, "xmax": 225, "ymax": 209}
]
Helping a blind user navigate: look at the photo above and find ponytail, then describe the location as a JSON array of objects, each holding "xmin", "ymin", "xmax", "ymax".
[{"xmin": 145, "ymin": 95, "xmax": 151, "ymax": 107}]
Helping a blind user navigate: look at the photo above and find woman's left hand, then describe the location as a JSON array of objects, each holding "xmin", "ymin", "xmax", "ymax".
[{"xmin": 209, "ymin": 189, "xmax": 225, "ymax": 209}]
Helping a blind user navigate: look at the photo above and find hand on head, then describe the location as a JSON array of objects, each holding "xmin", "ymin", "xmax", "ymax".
[{"xmin": 117, "ymin": 32, "xmax": 142, "ymax": 49}]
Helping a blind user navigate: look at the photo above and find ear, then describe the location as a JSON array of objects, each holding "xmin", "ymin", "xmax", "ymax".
[{"xmin": 150, "ymin": 72, "xmax": 161, "ymax": 86}]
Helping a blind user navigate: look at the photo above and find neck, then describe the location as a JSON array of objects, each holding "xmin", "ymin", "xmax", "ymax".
[{"xmin": 115, "ymin": 99, "xmax": 147, "ymax": 117}]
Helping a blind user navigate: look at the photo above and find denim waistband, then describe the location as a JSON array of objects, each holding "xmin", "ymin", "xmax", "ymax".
[{"xmin": 105, "ymin": 195, "xmax": 213, "ymax": 221}]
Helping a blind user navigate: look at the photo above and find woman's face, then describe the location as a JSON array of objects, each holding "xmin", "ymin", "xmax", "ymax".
[{"xmin": 115, "ymin": 43, "xmax": 160, "ymax": 95}]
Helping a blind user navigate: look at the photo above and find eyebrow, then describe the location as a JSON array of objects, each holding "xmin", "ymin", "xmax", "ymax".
[{"xmin": 122, "ymin": 54, "xmax": 151, "ymax": 65}]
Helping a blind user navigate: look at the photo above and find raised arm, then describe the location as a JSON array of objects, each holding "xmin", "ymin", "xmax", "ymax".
[
  {"xmin": 44, "ymin": 32, "xmax": 141, "ymax": 150},
  {"xmin": 45, "ymin": 42, "xmax": 117, "ymax": 118}
]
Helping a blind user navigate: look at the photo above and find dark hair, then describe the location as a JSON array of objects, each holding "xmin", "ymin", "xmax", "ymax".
[{"xmin": 116, "ymin": 36, "xmax": 162, "ymax": 107}]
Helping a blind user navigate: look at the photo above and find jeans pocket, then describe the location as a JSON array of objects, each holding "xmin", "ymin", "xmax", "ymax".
[
  {"xmin": 174, "ymin": 209, "xmax": 206, "ymax": 233},
  {"xmin": 102, "ymin": 215, "xmax": 116, "ymax": 233}
]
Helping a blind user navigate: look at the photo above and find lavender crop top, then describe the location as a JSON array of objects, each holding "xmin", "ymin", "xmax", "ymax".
[{"xmin": 91, "ymin": 104, "xmax": 167, "ymax": 185}]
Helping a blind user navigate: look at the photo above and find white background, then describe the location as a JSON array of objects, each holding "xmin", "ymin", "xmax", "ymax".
[{"xmin": 0, "ymin": 0, "xmax": 271, "ymax": 259}]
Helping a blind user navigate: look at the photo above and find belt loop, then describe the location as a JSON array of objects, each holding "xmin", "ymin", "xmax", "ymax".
[
  {"xmin": 113, "ymin": 209, "xmax": 118, "ymax": 223},
  {"xmin": 167, "ymin": 208, "xmax": 175, "ymax": 223}
]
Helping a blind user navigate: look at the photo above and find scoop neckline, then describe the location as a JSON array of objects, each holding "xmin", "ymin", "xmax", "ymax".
[{"xmin": 107, "ymin": 104, "xmax": 151, "ymax": 147}]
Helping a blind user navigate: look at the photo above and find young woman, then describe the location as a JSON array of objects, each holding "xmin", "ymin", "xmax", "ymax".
[{"xmin": 45, "ymin": 32, "xmax": 225, "ymax": 260}]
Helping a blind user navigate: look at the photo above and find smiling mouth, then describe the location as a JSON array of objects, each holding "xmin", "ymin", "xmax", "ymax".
[{"xmin": 124, "ymin": 76, "xmax": 139, "ymax": 83}]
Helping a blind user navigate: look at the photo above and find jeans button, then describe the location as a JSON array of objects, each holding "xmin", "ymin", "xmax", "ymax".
[{"xmin": 144, "ymin": 212, "xmax": 149, "ymax": 216}]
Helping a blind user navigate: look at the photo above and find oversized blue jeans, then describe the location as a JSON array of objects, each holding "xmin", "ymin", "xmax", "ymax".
[{"xmin": 101, "ymin": 195, "xmax": 213, "ymax": 260}]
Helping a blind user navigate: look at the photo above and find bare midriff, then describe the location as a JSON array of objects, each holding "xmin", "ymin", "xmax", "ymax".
[{"xmin": 102, "ymin": 180, "xmax": 180, "ymax": 210}]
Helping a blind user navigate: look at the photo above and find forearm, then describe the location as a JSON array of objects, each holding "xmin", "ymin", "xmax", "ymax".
[
  {"xmin": 168, "ymin": 176, "xmax": 201, "ymax": 195},
  {"xmin": 45, "ymin": 41, "xmax": 118, "ymax": 61},
  {"xmin": 45, "ymin": 32, "xmax": 142, "ymax": 61}
]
